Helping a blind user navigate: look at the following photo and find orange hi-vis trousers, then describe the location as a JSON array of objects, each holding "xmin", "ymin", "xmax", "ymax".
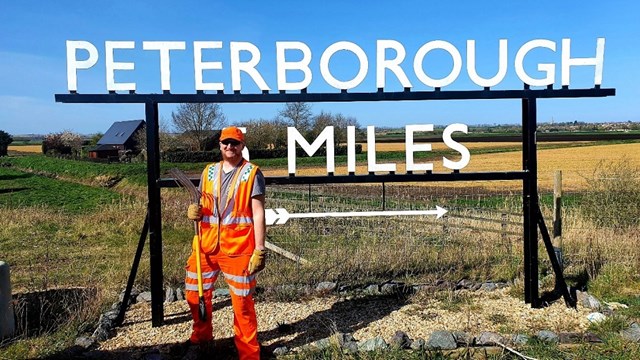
[{"xmin": 185, "ymin": 247, "xmax": 260, "ymax": 360}]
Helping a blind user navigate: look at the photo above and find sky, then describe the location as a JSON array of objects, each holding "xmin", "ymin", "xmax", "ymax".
[{"xmin": 0, "ymin": 1, "xmax": 638, "ymax": 136}]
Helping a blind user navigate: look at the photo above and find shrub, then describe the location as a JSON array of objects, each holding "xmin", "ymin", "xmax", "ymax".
[
  {"xmin": 42, "ymin": 131, "xmax": 83, "ymax": 156},
  {"xmin": 162, "ymin": 149, "xmax": 221, "ymax": 163},
  {"xmin": 0, "ymin": 130, "xmax": 12, "ymax": 156}
]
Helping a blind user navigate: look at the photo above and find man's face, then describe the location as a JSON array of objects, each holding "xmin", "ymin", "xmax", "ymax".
[{"xmin": 219, "ymin": 139, "xmax": 244, "ymax": 161}]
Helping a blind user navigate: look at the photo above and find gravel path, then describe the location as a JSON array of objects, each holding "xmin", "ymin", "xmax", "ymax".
[{"xmin": 92, "ymin": 288, "xmax": 592, "ymax": 359}]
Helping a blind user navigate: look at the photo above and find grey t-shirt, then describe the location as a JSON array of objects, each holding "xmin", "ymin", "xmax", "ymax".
[
  {"xmin": 202, "ymin": 163, "xmax": 265, "ymax": 212},
  {"xmin": 219, "ymin": 165, "xmax": 265, "ymax": 201}
]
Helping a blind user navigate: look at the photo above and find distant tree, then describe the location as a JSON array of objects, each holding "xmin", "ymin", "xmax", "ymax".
[
  {"xmin": 0, "ymin": 130, "xmax": 13, "ymax": 156},
  {"xmin": 88, "ymin": 133, "xmax": 103, "ymax": 147},
  {"xmin": 279, "ymin": 102, "xmax": 313, "ymax": 135},
  {"xmin": 171, "ymin": 103, "xmax": 226, "ymax": 151},
  {"xmin": 236, "ymin": 118, "xmax": 288, "ymax": 150},
  {"xmin": 134, "ymin": 118, "xmax": 182, "ymax": 155},
  {"xmin": 309, "ymin": 111, "xmax": 362, "ymax": 146}
]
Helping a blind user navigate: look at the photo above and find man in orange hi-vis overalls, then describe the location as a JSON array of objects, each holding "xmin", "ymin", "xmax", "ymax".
[{"xmin": 186, "ymin": 126, "xmax": 266, "ymax": 359}]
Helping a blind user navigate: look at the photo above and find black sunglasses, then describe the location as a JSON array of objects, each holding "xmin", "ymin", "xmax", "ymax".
[{"xmin": 221, "ymin": 139, "xmax": 241, "ymax": 146}]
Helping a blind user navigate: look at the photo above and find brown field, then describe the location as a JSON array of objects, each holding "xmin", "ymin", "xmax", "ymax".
[
  {"xmin": 8, "ymin": 145, "xmax": 41, "ymax": 153},
  {"xmin": 361, "ymin": 141, "xmax": 591, "ymax": 152},
  {"xmin": 263, "ymin": 142, "xmax": 640, "ymax": 192}
]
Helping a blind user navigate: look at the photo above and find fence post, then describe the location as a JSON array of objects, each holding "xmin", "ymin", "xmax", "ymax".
[
  {"xmin": 501, "ymin": 213, "xmax": 507, "ymax": 242},
  {"xmin": 0, "ymin": 261, "xmax": 15, "ymax": 339},
  {"xmin": 553, "ymin": 170, "xmax": 563, "ymax": 268}
]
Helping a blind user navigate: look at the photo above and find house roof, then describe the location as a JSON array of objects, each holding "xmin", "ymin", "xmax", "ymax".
[{"xmin": 97, "ymin": 120, "xmax": 145, "ymax": 145}]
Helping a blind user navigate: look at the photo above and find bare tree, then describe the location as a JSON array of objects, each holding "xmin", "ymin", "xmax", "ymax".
[
  {"xmin": 237, "ymin": 118, "xmax": 288, "ymax": 150},
  {"xmin": 309, "ymin": 111, "xmax": 362, "ymax": 146},
  {"xmin": 134, "ymin": 117, "xmax": 181, "ymax": 156},
  {"xmin": 278, "ymin": 102, "xmax": 313, "ymax": 135},
  {"xmin": 172, "ymin": 103, "xmax": 226, "ymax": 151}
]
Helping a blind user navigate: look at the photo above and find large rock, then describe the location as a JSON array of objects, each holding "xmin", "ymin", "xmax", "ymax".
[
  {"xmin": 390, "ymin": 330, "xmax": 412, "ymax": 349},
  {"xmin": 452, "ymin": 331, "xmax": 474, "ymax": 346},
  {"xmin": 511, "ymin": 334, "xmax": 529, "ymax": 345},
  {"xmin": 621, "ymin": 323, "xmax": 640, "ymax": 342},
  {"xmin": 74, "ymin": 336, "xmax": 95, "ymax": 349},
  {"xmin": 410, "ymin": 338, "xmax": 426, "ymax": 350},
  {"xmin": 358, "ymin": 336, "xmax": 388, "ymax": 351},
  {"xmin": 576, "ymin": 290, "xmax": 601, "ymax": 310},
  {"xmin": 315, "ymin": 282, "xmax": 337, "ymax": 293},
  {"xmin": 164, "ymin": 287, "xmax": 176, "ymax": 303},
  {"xmin": 536, "ymin": 330, "xmax": 559, "ymax": 343},
  {"xmin": 476, "ymin": 331, "xmax": 505, "ymax": 346},
  {"xmin": 427, "ymin": 330, "xmax": 457, "ymax": 350},
  {"xmin": 136, "ymin": 291, "xmax": 152, "ymax": 303},
  {"xmin": 587, "ymin": 312, "xmax": 606, "ymax": 323}
]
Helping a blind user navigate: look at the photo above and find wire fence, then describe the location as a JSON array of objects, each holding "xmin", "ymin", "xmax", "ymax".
[{"xmin": 261, "ymin": 182, "xmax": 527, "ymax": 290}]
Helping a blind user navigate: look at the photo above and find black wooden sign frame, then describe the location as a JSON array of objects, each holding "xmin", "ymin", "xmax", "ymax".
[{"xmin": 56, "ymin": 85, "xmax": 615, "ymax": 326}]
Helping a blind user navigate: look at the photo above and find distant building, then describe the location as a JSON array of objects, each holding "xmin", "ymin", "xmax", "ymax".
[{"xmin": 89, "ymin": 120, "xmax": 145, "ymax": 159}]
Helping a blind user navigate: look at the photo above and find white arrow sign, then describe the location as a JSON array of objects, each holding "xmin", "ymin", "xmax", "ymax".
[{"xmin": 265, "ymin": 206, "xmax": 448, "ymax": 226}]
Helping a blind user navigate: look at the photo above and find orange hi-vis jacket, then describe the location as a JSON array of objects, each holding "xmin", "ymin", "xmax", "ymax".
[{"xmin": 198, "ymin": 160, "xmax": 259, "ymax": 255}]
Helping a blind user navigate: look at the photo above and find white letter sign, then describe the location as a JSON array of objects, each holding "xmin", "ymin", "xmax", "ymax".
[{"xmin": 66, "ymin": 40, "xmax": 99, "ymax": 92}]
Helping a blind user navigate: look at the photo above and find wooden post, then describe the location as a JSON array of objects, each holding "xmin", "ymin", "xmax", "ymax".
[{"xmin": 553, "ymin": 170, "xmax": 563, "ymax": 269}]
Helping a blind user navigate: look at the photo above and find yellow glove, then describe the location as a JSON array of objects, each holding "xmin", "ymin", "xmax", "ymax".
[
  {"xmin": 187, "ymin": 203, "xmax": 202, "ymax": 221},
  {"xmin": 247, "ymin": 248, "xmax": 266, "ymax": 274}
]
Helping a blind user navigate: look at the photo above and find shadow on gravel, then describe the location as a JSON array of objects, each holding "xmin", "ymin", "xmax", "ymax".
[
  {"xmin": 259, "ymin": 293, "xmax": 410, "ymax": 352},
  {"xmin": 33, "ymin": 294, "xmax": 407, "ymax": 359}
]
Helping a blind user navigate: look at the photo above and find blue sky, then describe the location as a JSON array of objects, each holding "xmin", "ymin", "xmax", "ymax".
[{"xmin": 1, "ymin": 1, "xmax": 638, "ymax": 135}]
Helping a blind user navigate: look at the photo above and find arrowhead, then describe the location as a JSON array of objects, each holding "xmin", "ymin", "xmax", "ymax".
[
  {"xmin": 275, "ymin": 208, "xmax": 289, "ymax": 225},
  {"xmin": 265, "ymin": 209, "xmax": 278, "ymax": 226},
  {"xmin": 435, "ymin": 206, "xmax": 448, "ymax": 219}
]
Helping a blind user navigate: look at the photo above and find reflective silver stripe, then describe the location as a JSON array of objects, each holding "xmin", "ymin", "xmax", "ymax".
[
  {"xmin": 223, "ymin": 272, "xmax": 256, "ymax": 284},
  {"xmin": 227, "ymin": 283, "xmax": 254, "ymax": 297},
  {"xmin": 186, "ymin": 270, "xmax": 218, "ymax": 279},
  {"xmin": 221, "ymin": 215, "xmax": 253, "ymax": 225},
  {"xmin": 184, "ymin": 282, "xmax": 214, "ymax": 291},
  {"xmin": 202, "ymin": 215, "xmax": 219, "ymax": 224}
]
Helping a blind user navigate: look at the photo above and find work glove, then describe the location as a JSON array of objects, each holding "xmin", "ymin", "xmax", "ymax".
[
  {"xmin": 247, "ymin": 248, "xmax": 266, "ymax": 274},
  {"xmin": 187, "ymin": 203, "xmax": 202, "ymax": 221}
]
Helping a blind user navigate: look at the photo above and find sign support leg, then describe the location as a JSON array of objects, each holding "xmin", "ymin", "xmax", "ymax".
[{"xmin": 145, "ymin": 102, "xmax": 164, "ymax": 327}]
